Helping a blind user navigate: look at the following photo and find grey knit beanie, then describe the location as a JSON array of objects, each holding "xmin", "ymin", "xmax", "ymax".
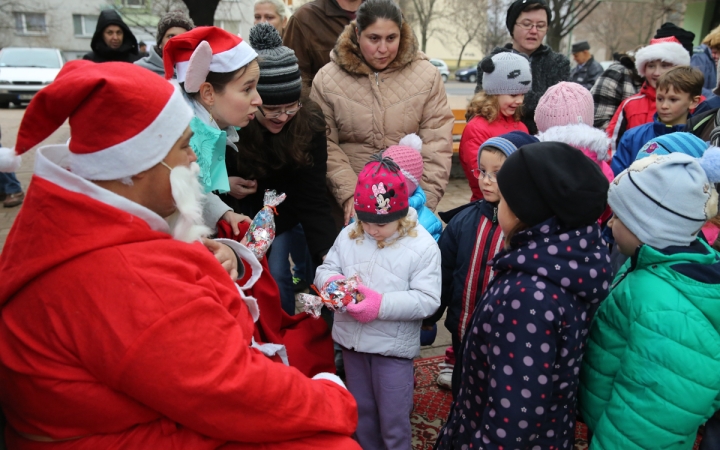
[
  {"xmin": 156, "ymin": 11, "xmax": 194, "ymax": 48},
  {"xmin": 480, "ymin": 52, "xmax": 532, "ymax": 95},
  {"xmin": 608, "ymin": 152, "xmax": 720, "ymax": 249},
  {"xmin": 248, "ymin": 22, "xmax": 302, "ymax": 105}
]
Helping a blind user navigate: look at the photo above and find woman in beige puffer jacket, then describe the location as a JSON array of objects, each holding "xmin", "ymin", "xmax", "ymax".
[{"xmin": 310, "ymin": 0, "xmax": 454, "ymax": 224}]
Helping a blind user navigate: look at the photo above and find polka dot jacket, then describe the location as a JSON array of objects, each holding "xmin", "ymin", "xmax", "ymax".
[{"xmin": 435, "ymin": 217, "xmax": 613, "ymax": 450}]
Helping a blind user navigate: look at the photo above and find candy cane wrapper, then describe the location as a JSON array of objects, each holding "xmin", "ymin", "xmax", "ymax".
[{"xmin": 243, "ymin": 190, "xmax": 287, "ymax": 260}]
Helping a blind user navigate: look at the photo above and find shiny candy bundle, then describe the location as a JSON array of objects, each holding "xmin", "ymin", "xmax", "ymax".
[
  {"xmin": 244, "ymin": 190, "xmax": 286, "ymax": 260},
  {"xmin": 299, "ymin": 274, "xmax": 365, "ymax": 318}
]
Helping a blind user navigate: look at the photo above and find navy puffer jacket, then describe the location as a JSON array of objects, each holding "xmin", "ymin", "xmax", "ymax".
[{"xmin": 435, "ymin": 217, "xmax": 612, "ymax": 450}]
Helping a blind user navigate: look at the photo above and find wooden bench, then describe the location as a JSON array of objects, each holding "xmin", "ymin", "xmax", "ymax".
[{"xmin": 452, "ymin": 108, "xmax": 466, "ymax": 153}]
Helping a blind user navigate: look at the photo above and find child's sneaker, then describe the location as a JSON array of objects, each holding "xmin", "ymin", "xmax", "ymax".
[{"xmin": 436, "ymin": 362, "xmax": 453, "ymax": 390}]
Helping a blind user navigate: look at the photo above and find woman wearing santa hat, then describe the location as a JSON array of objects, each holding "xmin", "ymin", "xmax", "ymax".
[{"xmin": 163, "ymin": 26, "xmax": 263, "ymax": 236}]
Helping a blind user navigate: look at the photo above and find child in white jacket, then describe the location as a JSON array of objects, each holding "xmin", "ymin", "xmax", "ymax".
[{"xmin": 315, "ymin": 153, "xmax": 441, "ymax": 450}]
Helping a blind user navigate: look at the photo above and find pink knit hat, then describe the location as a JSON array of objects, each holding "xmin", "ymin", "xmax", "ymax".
[
  {"xmin": 354, "ymin": 154, "xmax": 409, "ymax": 223},
  {"xmin": 382, "ymin": 134, "xmax": 423, "ymax": 193},
  {"xmin": 534, "ymin": 81, "xmax": 594, "ymax": 133}
]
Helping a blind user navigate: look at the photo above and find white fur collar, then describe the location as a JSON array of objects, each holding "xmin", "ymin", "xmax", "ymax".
[{"xmin": 537, "ymin": 124, "xmax": 611, "ymax": 161}]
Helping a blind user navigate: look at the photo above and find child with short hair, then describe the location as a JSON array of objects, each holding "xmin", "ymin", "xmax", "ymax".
[
  {"xmin": 612, "ymin": 65, "xmax": 703, "ymax": 175},
  {"xmin": 579, "ymin": 150, "xmax": 720, "ymax": 450},
  {"xmin": 315, "ymin": 154, "xmax": 441, "ymax": 450},
  {"xmin": 459, "ymin": 52, "xmax": 531, "ymax": 202},
  {"xmin": 424, "ymin": 131, "xmax": 537, "ymax": 393},
  {"xmin": 436, "ymin": 142, "xmax": 613, "ymax": 449},
  {"xmin": 607, "ymin": 35, "xmax": 691, "ymax": 152}
]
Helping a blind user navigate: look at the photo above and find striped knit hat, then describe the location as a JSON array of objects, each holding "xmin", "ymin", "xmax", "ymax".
[
  {"xmin": 635, "ymin": 133, "xmax": 708, "ymax": 161},
  {"xmin": 248, "ymin": 22, "xmax": 301, "ymax": 105},
  {"xmin": 478, "ymin": 131, "xmax": 538, "ymax": 163}
]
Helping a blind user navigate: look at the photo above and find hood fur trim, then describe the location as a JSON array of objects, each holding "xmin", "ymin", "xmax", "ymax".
[
  {"xmin": 332, "ymin": 21, "xmax": 420, "ymax": 75},
  {"xmin": 635, "ymin": 41, "xmax": 690, "ymax": 77},
  {"xmin": 537, "ymin": 124, "xmax": 611, "ymax": 161}
]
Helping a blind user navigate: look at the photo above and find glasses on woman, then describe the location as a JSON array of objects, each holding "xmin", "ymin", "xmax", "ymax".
[
  {"xmin": 471, "ymin": 168, "xmax": 499, "ymax": 182},
  {"xmin": 515, "ymin": 21, "xmax": 547, "ymax": 31},
  {"xmin": 257, "ymin": 102, "xmax": 303, "ymax": 119}
]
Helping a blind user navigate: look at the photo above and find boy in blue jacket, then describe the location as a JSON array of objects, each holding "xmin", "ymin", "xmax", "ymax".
[
  {"xmin": 612, "ymin": 65, "xmax": 703, "ymax": 175},
  {"xmin": 424, "ymin": 131, "xmax": 537, "ymax": 394}
]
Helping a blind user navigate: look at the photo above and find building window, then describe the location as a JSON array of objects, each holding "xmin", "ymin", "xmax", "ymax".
[
  {"xmin": 14, "ymin": 12, "xmax": 47, "ymax": 35},
  {"xmin": 73, "ymin": 14, "xmax": 98, "ymax": 37},
  {"xmin": 121, "ymin": 0, "xmax": 146, "ymax": 6},
  {"xmin": 215, "ymin": 20, "xmax": 240, "ymax": 34}
]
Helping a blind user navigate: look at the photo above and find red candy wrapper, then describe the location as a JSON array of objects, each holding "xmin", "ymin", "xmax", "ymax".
[
  {"xmin": 299, "ymin": 274, "xmax": 365, "ymax": 318},
  {"xmin": 244, "ymin": 190, "xmax": 286, "ymax": 260}
]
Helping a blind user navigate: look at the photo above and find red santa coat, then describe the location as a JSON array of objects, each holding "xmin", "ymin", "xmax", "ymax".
[{"xmin": 0, "ymin": 145, "xmax": 359, "ymax": 449}]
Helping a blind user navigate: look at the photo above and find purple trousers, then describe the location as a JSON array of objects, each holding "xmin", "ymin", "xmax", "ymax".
[{"xmin": 342, "ymin": 349, "xmax": 414, "ymax": 450}]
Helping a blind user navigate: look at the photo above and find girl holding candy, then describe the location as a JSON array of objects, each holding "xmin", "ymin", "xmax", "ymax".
[{"xmin": 315, "ymin": 152, "xmax": 441, "ymax": 450}]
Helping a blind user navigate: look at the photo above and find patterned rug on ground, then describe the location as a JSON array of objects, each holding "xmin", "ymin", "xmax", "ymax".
[{"xmin": 411, "ymin": 356, "xmax": 702, "ymax": 450}]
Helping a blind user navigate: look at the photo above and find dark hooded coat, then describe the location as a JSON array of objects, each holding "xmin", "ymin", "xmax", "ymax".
[{"xmin": 83, "ymin": 10, "xmax": 141, "ymax": 63}]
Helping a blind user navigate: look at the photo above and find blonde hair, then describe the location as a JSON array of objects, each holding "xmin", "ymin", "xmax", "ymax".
[
  {"xmin": 702, "ymin": 25, "xmax": 720, "ymax": 50},
  {"xmin": 348, "ymin": 216, "xmax": 418, "ymax": 248},
  {"xmin": 466, "ymin": 91, "xmax": 523, "ymax": 122}
]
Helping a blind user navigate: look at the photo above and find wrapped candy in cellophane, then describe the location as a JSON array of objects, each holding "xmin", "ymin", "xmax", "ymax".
[
  {"xmin": 299, "ymin": 274, "xmax": 366, "ymax": 318},
  {"xmin": 244, "ymin": 190, "xmax": 286, "ymax": 260}
]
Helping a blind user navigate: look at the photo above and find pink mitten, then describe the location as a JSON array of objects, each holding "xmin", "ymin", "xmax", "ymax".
[
  {"xmin": 326, "ymin": 274, "xmax": 346, "ymax": 283},
  {"xmin": 345, "ymin": 284, "xmax": 382, "ymax": 323}
]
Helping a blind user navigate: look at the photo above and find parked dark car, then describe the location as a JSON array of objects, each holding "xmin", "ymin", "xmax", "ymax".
[{"xmin": 455, "ymin": 66, "xmax": 478, "ymax": 83}]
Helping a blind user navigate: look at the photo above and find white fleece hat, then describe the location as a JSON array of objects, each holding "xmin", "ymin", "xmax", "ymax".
[{"xmin": 634, "ymin": 36, "xmax": 690, "ymax": 78}]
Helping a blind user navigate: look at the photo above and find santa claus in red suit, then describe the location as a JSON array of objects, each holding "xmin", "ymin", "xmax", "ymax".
[{"xmin": 0, "ymin": 58, "xmax": 358, "ymax": 449}]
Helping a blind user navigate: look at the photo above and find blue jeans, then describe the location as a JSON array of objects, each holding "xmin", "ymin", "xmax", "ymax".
[
  {"xmin": 0, "ymin": 172, "xmax": 21, "ymax": 194},
  {"xmin": 267, "ymin": 224, "xmax": 314, "ymax": 316}
]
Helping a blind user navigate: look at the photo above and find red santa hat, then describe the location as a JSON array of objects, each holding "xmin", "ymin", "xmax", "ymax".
[
  {"xmin": 163, "ymin": 26, "xmax": 258, "ymax": 93},
  {"xmin": 0, "ymin": 60, "xmax": 192, "ymax": 179},
  {"xmin": 634, "ymin": 36, "xmax": 690, "ymax": 77}
]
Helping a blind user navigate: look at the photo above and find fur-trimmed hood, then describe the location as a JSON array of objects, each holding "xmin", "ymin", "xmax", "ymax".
[
  {"xmin": 331, "ymin": 21, "xmax": 423, "ymax": 75},
  {"xmin": 537, "ymin": 123, "xmax": 611, "ymax": 161}
]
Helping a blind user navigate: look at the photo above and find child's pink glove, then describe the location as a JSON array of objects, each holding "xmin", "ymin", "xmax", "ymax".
[
  {"xmin": 326, "ymin": 274, "xmax": 346, "ymax": 283},
  {"xmin": 345, "ymin": 284, "xmax": 382, "ymax": 323}
]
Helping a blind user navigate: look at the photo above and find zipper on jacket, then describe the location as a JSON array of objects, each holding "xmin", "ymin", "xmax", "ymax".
[
  {"xmin": 492, "ymin": 207, "xmax": 497, "ymax": 223},
  {"xmin": 374, "ymin": 72, "xmax": 379, "ymax": 86}
]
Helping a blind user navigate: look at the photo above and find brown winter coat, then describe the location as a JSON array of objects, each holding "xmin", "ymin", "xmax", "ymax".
[
  {"xmin": 282, "ymin": 0, "xmax": 353, "ymax": 88},
  {"xmin": 310, "ymin": 21, "xmax": 454, "ymax": 211}
]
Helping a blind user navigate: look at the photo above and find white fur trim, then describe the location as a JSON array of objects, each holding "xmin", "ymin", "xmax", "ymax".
[
  {"xmin": 398, "ymin": 133, "xmax": 423, "ymax": 152},
  {"xmin": 537, "ymin": 124, "xmax": 611, "ymax": 161},
  {"xmin": 0, "ymin": 146, "xmax": 21, "ymax": 172},
  {"xmin": 69, "ymin": 86, "xmax": 193, "ymax": 181},
  {"xmin": 176, "ymin": 40, "xmax": 257, "ymax": 84},
  {"xmin": 251, "ymin": 337, "xmax": 289, "ymax": 365},
  {"xmin": 312, "ymin": 372, "xmax": 347, "ymax": 389},
  {"xmin": 218, "ymin": 241, "xmax": 263, "ymax": 322},
  {"xmin": 635, "ymin": 42, "xmax": 690, "ymax": 77},
  {"xmin": 35, "ymin": 144, "xmax": 170, "ymax": 233}
]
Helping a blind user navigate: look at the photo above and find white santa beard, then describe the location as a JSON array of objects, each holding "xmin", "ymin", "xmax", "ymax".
[{"xmin": 167, "ymin": 162, "xmax": 212, "ymax": 243}]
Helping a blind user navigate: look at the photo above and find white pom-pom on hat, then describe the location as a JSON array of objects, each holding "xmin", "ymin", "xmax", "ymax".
[
  {"xmin": 398, "ymin": 133, "xmax": 422, "ymax": 152},
  {"xmin": 700, "ymin": 146, "xmax": 720, "ymax": 184},
  {"xmin": 0, "ymin": 147, "xmax": 21, "ymax": 172}
]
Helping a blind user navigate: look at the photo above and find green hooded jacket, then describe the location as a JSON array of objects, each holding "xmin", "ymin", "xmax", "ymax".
[{"xmin": 579, "ymin": 239, "xmax": 720, "ymax": 449}]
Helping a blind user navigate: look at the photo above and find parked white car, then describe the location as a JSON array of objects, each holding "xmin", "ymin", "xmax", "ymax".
[
  {"xmin": 429, "ymin": 58, "xmax": 450, "ymax": 83},
  {"xmin": 0, "ymin": 47, "xmax": 64, "ymax": 108}
]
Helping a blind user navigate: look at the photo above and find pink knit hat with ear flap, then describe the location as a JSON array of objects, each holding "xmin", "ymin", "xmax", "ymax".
[
  {"xmin": 381, "ymin": 134, "xmax": 424, "ymax": 193},
  {"xmin": 534, "ymin": 81, "xmax": 594, "ymax": 133}
]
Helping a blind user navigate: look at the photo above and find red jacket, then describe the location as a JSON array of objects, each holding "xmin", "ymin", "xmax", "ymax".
[
  {"xmin": 459, "ymin": 114, "xmax": 527, "ymax": 201},
  {"xmin": 0, "ymin": 148, "xmax": 359, "ymax": 450}
]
